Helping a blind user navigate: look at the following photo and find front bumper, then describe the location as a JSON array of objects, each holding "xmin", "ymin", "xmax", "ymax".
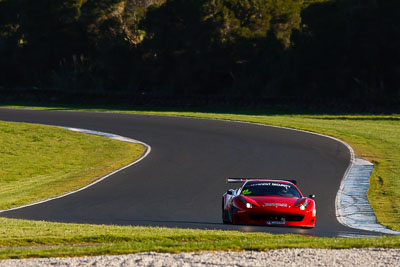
[{"xmin": 232, "ymin": 207, "xmax": 316, "ymax": 227}]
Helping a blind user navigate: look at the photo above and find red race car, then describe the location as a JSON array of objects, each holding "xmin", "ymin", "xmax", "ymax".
[{"xmin": 222, "ymin": 178, "xmax": 316, "ymax": 227}]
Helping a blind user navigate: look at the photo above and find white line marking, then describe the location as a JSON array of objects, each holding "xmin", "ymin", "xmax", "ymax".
[{"xmin": 0, "ymin": 127, "xmax": 151, "ymax": 213}]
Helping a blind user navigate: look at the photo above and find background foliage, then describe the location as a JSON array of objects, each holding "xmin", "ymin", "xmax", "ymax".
[{"xmin": 0, "ymin": 0, "xmax": 399, "ymax": 108}]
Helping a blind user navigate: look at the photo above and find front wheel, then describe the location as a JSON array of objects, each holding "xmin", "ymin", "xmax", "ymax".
[{"xmin": 222, "ymin": 198, "xmax": 231, "ymax": 224}]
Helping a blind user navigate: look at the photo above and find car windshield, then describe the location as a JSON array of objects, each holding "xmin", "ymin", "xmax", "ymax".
[{"xmin": 241, "ymin": 182, "xmax": 301, "ymax": 198}]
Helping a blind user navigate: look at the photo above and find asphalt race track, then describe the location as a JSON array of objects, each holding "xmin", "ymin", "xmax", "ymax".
[{"xmin": 0, "ymin": 108, "xmax": 382, "ymax": 237}]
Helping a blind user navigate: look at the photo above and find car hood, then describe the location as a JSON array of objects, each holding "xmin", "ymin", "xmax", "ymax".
[{"xmin": 242, "ymin": 195, "xmax": 299, "ymax": 208}]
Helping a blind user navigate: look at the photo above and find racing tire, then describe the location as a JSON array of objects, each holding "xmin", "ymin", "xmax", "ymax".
[{"xmin": 222, "ymin": 198, "xmax": 231, "ymax": 224}]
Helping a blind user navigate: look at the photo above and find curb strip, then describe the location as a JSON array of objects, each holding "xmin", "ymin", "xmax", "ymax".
[{"xmin": 336, "ymin": 158, "xmax": 400, "ymax": 235}]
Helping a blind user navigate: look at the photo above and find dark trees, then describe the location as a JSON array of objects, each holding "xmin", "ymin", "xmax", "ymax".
[
  {"xmin": 0, "ymin": 0, "xmax": 399, "ymax": 107},
  {"xmin": 291, "ymin": 0, "xmax": 400, "ymax": 102}
]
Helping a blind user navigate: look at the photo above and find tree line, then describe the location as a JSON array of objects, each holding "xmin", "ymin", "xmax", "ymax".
[{"xmin": 0, "ymin": 0, "xmax": 399, "ymax": 108}]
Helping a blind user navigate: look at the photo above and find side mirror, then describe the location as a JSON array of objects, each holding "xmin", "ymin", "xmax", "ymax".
[
  {"xmin": 227, "ymin": 189, "xmax": 234, "ymax": 195},
  {"xmin": 309, "ymin": 194, "xmax": 315, "ymax": 199}
]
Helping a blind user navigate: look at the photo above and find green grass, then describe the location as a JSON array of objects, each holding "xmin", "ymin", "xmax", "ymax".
[
  {"xmin": 0, "ymin": 105, "xmax": 399, "ymax": 258},
  {"xmin": 0, "ymin": 121, "xmax": 146, "ymax": 210},
  {"xmin": 0, "ymin": 217, "xmax": 399, "ymax": 259}
]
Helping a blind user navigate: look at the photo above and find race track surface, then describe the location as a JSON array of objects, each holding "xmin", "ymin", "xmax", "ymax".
[{"xmin": 0, "ymin": 108, "xmax": 380, "ymax": 236}]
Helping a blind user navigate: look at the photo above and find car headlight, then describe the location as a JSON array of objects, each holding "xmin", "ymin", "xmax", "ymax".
[
  {"xmin": 240, "ymin": 196, "xmax": 253, "ymax": 209},
  {"xmin": 295, "ymin": 199, "xmax": 309, "ymax": 210},
  {"xmin": 313, "ymin": 208, "xmax": 317, "ymax": 217}
]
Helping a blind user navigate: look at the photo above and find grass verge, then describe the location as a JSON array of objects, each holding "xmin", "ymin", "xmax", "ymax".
[
  {"xmin": 0, "ymin": 217, "xmax": 399, "ymax": 259},
  {"xmin": 0, "ymin": 121, "xmax": 146, "ymax": 210}
]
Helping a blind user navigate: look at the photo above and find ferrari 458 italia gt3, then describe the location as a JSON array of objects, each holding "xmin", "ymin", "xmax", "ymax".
[{"xmin": 222, "ymin": 178, "xmax": 316, "ymax": 227}]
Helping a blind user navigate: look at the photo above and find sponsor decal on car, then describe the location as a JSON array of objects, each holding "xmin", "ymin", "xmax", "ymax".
[
  {"xmin": 241, "ymin": 189, "xmax": 252, "ymax": 195},
  {"xmin": 263, "ymin": 203, "xmax": 288, "ymax": 207},
  {"xmin": 247, "ymin": 182, "xmax": 291, "ymax": 189}
]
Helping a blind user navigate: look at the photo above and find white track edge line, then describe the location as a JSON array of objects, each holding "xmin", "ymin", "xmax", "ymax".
[{"xmin": 0, "ymin": 127, "xmax": 151, "ymax": 213}]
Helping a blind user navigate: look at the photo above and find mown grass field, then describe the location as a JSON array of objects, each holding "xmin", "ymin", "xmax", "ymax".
[
  {"xmin": 0, "ymin": 121, "xmax": 146, "ymax": 210},
  {"xmin": 0, "ymin": 217, "xmax": 399, "ymax": 259},
  {"xmin": 0, "ymin": 106, "xmax": 399, "ymax": 258}
]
